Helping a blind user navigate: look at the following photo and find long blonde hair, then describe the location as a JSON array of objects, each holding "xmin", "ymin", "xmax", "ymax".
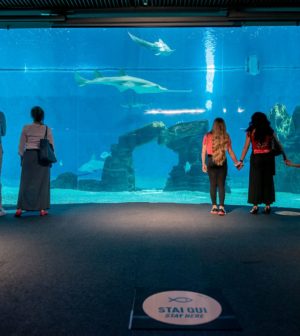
[{"xmin": 211, "ymin": 118, "xmax": 229, "ymax": 166}]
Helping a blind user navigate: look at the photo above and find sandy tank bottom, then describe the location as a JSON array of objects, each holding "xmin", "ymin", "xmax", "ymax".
[{"xmin": 2, "ymin": 186, "xmax": 300, "ymax": 209}]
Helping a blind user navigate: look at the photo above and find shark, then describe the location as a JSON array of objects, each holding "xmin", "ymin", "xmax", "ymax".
[
  {"xmin": 75, "ymin": 70, "xmax": 191, "ymax": 94},
  {"xmin": 78, "ymin": 153, "xmax": 110, "ymax": 175},
  {"xmin": 128, "ymin": 32, "xmax": 175, "ymax": 56}
]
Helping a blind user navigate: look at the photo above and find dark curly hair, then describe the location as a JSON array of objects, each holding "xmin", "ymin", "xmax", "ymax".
[
  {"xmin": 246, "ymin": 112, "xmax": 274, "ymax": 143},
  {"xmin": 31, "ymin": 106, "xmax": 44, "ymax": 123}
]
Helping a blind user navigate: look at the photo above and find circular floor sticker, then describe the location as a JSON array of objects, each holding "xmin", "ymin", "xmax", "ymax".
[
  {"xmin": 142, "ymin": 290, "xmax": 222, "ymax": 326},
  {"xmin": 275, "ymin": 211, "xmax": 300, "ymax": 216}
]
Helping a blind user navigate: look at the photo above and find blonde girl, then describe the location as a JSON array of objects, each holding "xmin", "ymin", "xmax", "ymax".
[{"xmin": 202, "ymin": 118, "xmax": 240, "ymax": 215}]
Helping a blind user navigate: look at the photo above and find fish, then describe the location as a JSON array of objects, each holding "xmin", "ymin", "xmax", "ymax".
[
  {"xmin": 75, "ymin": 71, "xmax": 191, "ymax": 95},
  {"xmin": 78, "ymin": 154, "xmax": 105, "ymax": 174},
  {"xmin": 168, "ymin": 297, "xmax": 193, "ymax": 303},
  {"xmin": 121, "ymin": 103, "xmax": 148, "ymax": 109},
  {"xmin": 100, "ymin": 151, "xmax": 111, "ymax": 160},
  {"xmin": 246, "ymin": 55, "xmax": 260, "ymax": 76},
  {"xmin": 185, "ymin": 162, "xmax": 191, "ymax": 172},
  {"xmin": 128, "ymin": 32, "xmax": 175, "ymax": 56}
]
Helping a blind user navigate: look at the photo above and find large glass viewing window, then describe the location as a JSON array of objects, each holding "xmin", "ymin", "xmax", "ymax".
[{"xmin": 1, "ymin": 27, "xmax": 300, "ymax": 207}]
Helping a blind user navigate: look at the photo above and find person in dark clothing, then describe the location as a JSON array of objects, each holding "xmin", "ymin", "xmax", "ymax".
[
  {"xmin": 0, "ymin": 111, "xmax": 6, "ymax": 216},
  {"xmin": 238, "ymin": 112, "xmax": 286, "ymax": 214}
]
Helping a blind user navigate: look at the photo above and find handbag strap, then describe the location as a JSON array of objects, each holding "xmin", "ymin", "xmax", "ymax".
[{"xmin": 44, "ymin": 125, "xmax": 48, "ymax": 139}]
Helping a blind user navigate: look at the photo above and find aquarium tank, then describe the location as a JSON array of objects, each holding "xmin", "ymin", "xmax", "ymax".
[{"xmin": 1, "ymin": 26, "xmax": 300, "ymax": 207}]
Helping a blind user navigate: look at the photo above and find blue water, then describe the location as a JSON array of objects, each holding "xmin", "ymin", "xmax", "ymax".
[{"xmin": 1, "ymin": 26, "xmax": 300, "ymax": 207}]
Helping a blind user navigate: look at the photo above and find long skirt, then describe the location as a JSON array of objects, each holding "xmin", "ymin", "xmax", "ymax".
[
  {"xmin": 17, "ymin": 150, "xmax": 50, "ymax": 211},
  {"xmin": 248, "ymin": 153, "xmax": 275, "ymax": 205}
]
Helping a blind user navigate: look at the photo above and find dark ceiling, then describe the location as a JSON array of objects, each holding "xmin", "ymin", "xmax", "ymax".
[{"xmin": 1, "ymin": 0, "xmax": 300, "ymax": 28}]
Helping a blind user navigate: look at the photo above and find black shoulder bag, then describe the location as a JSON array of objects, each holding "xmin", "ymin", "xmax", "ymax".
[
  {"xmin": 271, "ymin": 135, "xmax": 287, "ymax": 160},
  {"xmin": 271, "ymin": 136, "xmax": 282, "ymax": 156},
  {"xmin": 39, "ymin": 126, "xmax": 57, "ymax": 165}
]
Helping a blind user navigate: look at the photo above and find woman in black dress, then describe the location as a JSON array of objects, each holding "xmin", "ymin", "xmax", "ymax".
[{"xmin": 238, "ymin": 112, "xmax": 286, "ymax": 214}]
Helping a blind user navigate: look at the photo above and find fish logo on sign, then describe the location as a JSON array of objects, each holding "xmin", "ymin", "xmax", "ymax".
[{"xmin": 168, "ymin": 297, "xmax": 193, "ymax": 303}]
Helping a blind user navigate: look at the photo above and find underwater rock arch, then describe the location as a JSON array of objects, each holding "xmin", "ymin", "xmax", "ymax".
[
  {"xmin": 162, "ymin": 120, "xmax": 209, "ymax": 191},
  {"xmin": 100, "ymin": 120, "xmax": 209, "ymax": 191},
  {"xmin": 52, "ymin": 120, "xmax": 210, "ymax": 192},
  {"xmin": 101, "ymin": 122, "xmax": 165, "ymax": 191}
]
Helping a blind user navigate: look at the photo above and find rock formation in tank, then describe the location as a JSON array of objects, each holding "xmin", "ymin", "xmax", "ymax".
[
  {"xmin": 269, "ymin": 103, "xmax": 294, "ymax": 141},
  {"xmin": 160, "ymin": 120, "xmax": 209, "ymax": 191},
  {"xmin": 52, "ymin": 120, "xmax": 212, "ymax": 192},
  {"xmin": 269, "ymin": 104, "xmax": 300, "ymax": 193},
  {"xmin": 102, "ymin": 120, "xmax": 211, "ymax": 191},
  {"xmin": 101, "ymin": 121, "xmax": 165, "ymax": 191},
  {"xmin": 51, "ymin": 172, "xmax": 78, "ymax": 189}
]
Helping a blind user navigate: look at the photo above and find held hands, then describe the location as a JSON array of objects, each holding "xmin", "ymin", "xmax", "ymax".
[
  {"xmin": 235, "ymin": 160, "xmax": 244, "ymax": 170},
  {"xmin": 285, "ymin": 159, "xmax": 292, "ymax": 166},
  {"xmin": 203, "ymin": 161, "xmax": 243, "ymax": 172}
]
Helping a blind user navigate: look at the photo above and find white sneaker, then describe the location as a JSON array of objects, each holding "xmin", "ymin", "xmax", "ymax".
[{"xmin": 0, "ymin": 208, "xmax": 6, "ymax": 216}]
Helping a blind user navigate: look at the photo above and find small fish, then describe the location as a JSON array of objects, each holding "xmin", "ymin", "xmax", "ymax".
[
  {"xmin": 100, "ymin": 151, "xmax": 111, "ymax": 160},
  {"xmin": 168, "ymin": 297, "xmax": 193, "ymax": 303},
  {"xmin": 205, "ymin": 100, "xmax": 213, "ymax": 110},
  {"xmin": 121, "ymin": 103, "xmax": 148, "ymax": 109},
  {"xmin": 185, "ymin": 162, "xmax": 191, "ymax": 173}
]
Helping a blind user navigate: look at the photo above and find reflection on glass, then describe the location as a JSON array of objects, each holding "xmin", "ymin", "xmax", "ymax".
[{"xmin": 204, "ymin": 29, "xmax": 216, "ymax": 94}]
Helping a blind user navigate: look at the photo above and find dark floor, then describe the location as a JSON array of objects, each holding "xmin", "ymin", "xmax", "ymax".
[{"xmin": 0, "ymin": 203, "xmax": 299, "ymax": 336}]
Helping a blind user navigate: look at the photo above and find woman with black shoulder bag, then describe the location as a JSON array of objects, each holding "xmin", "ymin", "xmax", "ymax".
[
  {"xmin": 238, "ymin": 112, "xmax": 287, "ymax": 215},
  {"xmin": 15, "ymin": 106, "xmax": 55, "ymax": 217}
]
